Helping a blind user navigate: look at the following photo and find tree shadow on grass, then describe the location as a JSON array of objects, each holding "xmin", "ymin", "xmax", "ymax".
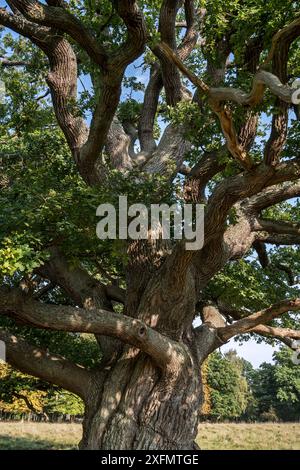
[{"xmin": 0, "ymin": 435, "xmax": 77, "ymax": 450}]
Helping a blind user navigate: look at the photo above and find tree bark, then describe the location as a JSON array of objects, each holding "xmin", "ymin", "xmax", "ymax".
[
  {"xmin": 79, "ymin": 245, "xmax": 204, "ymax": 450},
  {"xmin": 80, "ymin": 350, "xmax": 202, "ymax": 450}
]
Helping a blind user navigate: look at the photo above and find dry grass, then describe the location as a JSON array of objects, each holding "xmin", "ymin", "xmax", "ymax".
[
  {"xmin": 0, "ymin": 422, "xmax": 81, "ymax": 450},
  {"xmin": 197, "ymin": 422, "xmax": 300, "ymax": 450},
  {"xmin": 0, "ymin": 421, "xmax": 299, "ymax": 450}
]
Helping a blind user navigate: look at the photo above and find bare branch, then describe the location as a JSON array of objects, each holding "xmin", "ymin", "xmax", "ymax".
[
  {"xmin": 209, "ymin": 70, "xmax": 295, "ymax": 105},
  {"xmin": 0, "ymin": 58, "xmax": 29, "ymax": 67},
  {"xmin": 218, "ymin": 299, "xmax": 300, "ymax": 342},
  {"xmin": 243, "ymin": 181, "xmax": 300, "ymax": 213},
  {"xmin": 153, "ymin": 41, "xmax": 209, "ymax": 93},
  {"xmin": 209, "ymin": 101, "xmax": 254, "ymax": 170},
  {"xmin": 253, "ymin": 218, "xmax": 300, "ymax": 238},
  {"xmin": 249, "ymin": 324, "xmax": 300, "ymax": 346},
  {"xmin": 153, "ymin": 42, "xmax": 297, "ymax": 104}
]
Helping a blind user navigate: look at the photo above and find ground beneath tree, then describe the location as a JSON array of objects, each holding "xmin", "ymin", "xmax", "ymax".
[{"xmin": 0, "ymin": 422, "xmax": 298, "ymax": 450}]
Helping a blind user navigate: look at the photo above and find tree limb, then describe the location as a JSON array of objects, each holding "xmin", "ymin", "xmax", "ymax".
[
  {"xmin": 0, "ymin": 327, "xmax": 91, "ymax": 400},
  {"xmin": 249, "ymin": 324, "xmax": 300, "ymax": 347},
  {"xmin": 253, "ymin": 218, "xmax": 300, "ymax": 238},
  {"xmin": 108, "ymin": 1, "xmax": 147, "ymax": 72},
  {"xmin": 184, "ymin": 147, "xmax": 226, "ymax": 203},
  {"xmin": 256, "ymin": 233, "xmax": 300, "ymax": 246},
  {"xmin": 0, "ymin": 3, "xmax": 147, "ymax": 185},
  {"xmin": 0, "ymin": 58, "xmax": 29, "ymax": 67},
  {"xmin": 217, "ymin": 299, "xmax": 300, "ymax": 342},
  {"xmin": 156, "ymin": 0, "xmax": 183, "ymax": 105},
  {"xmin": 36, "ymin": 247, "xmax": 116, "ymax": 309},
  {"xmin": 7, "ymin": 0, "xmax": 108, "ymax": 67},
  {"xmin": 0, "ymin": 288, "xmax": 183, "ymax": 370},
  {"xmin": 138, "ymin": 63, "xmax": 162, "ymax": 153},
  {"xmin": 203, "ymin": 158, "xmax": 300, "ymax": 246},
  {"xmin": 244, "ymin": 181, "xmax": 300, "ymax": 213},
  {"xmin": 253, "ymin": 240, "xmax": 270, "ymax": 268},
  {"xmin": 142, "ymin": 123, "xmax": 190, "ymax": 175},
  {"xmin": 153, "ymin": 19, "xmax": 299, "ymax": 169},
  {"xmin": 139, "ymin": 1, "xmax": 200, "ymax": 153}
]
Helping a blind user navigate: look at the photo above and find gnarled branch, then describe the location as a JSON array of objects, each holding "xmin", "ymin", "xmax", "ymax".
[
  {"xmin": 0, "ymin": 288, "xmax": 184, "ymax": 370},
  {"xmin": 7, "ymin": 0, "xmax": 108, "ymax": 67}
]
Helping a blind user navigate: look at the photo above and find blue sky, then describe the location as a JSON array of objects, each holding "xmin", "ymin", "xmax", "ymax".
[{"xmin": 221, "ymin": 339, "xmax": 277, "ymax": 368}]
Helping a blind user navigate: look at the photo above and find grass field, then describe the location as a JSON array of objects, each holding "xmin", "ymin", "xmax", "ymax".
[
  {"xmin": 196, "ymin": 422, "xmax": 300, "ymax": 450},
  {"xmin": 0, "ymin": 422, "xmax": 299, "ymax": 450}
]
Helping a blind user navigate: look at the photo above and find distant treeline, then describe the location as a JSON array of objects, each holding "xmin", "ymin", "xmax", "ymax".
[
  {"xmin": 201, "ymin": 348, "xmax": 300, "ymax": 422},
  {"xmin": 0, "ymin": 410, "xmax": 83, "ymax": 423}
]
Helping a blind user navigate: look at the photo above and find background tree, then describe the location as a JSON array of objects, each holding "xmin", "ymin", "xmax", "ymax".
[
  {"xmin": 0, "ymin": 363, "xmax": 84, "ymax": 419},
  {"xmin": 202, "ymin": 350, "xmax": 250, "ymax": 420},
  {"xmin": 0, "ymin": 363, "xmax": 48, "ymax": 416},
  {"xmin": 250, "ymin": 348, "xmax": 300, "ymax": 421},
  {"xmin": 0, "ymin": 0, "xmax": 300, "ymax": 450}
]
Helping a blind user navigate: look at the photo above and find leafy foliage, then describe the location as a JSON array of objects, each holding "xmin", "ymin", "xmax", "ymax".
[
  {"xmin": 203, "ymin": 350, "xmax": 250, "ymax": 420},
  {"xmin": 249, "ymin": 348, "xmax": 300, "ymax": 421}
]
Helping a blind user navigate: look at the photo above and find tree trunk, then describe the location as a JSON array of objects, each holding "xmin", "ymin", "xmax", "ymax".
[
  {"xmin": 77, "ymin": 239, "xmax": 209, "ymax": 450},
  {"xmin": 80, "ymin": 351, "xmax": 203, "ymax": 450}
]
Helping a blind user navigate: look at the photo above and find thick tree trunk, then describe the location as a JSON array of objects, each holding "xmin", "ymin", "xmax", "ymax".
[
  {"xmin": 45, "ymin": 234, "xmax": 213, "ymax": 451},
  {"xmin": 77, "ymin": 239, "xmax": 208, "ymax": 450},
  {"xmin": 80, "ymin": 351, "xmax": 202, "ymax": 450}
]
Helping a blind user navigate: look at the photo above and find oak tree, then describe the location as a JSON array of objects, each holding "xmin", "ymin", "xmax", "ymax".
[{"xmin": 0, "ymin": 0, "xmax": 300, "ymax": 449}]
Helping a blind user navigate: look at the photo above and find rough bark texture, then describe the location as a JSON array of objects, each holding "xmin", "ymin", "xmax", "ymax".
[
  {"xmin": 80, "ymin": 351, "xmax": 202, "ymax": 450},
  {"xmin": 79, "ymin": 242, "xmax": 204, "ymax": 450}
]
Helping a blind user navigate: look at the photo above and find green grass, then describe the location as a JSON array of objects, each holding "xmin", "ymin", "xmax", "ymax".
[{"xmin": 0, "ymin": 422, "xmax": 299, "ymax": 450}]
